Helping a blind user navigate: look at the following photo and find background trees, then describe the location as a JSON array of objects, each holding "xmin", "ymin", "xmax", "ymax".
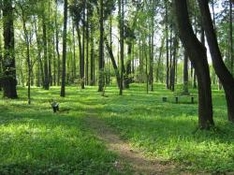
[{"xmin": 0, "ymin": 0, "xmax": 233, "ymax": 125}]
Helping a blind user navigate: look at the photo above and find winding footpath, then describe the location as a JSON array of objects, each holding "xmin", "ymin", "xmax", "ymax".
[{"xmin": 83, "ymin": 113, "xmax": 191, "ymax": 175}]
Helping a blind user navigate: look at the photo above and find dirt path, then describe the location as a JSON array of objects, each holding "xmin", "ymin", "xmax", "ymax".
[{"xmin": 84, "ymin": 113, "xmax": 186, "ymax": 175}]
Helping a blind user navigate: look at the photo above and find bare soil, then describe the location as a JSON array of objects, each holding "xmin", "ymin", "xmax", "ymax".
[{"xmin": 84, "ymin": 113, "xmax": 196, "ymax": 175}]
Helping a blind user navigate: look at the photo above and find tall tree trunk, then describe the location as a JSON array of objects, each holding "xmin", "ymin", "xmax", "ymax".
[
  {"xmin": 42, "ymin": 13, "xmax": 49, "ymax": 90},
  {"xmin": 72, "ymin": 23, "xmax": 77, "ymax": 84},
  {"xmin": 20, "ymin": 7, "xmax": 31, "ymax": 104},
  {"xmin": 81, "ymin": 6, "xmax": 85, "ymax": 89},
  {"xmin": 229, "ymin": 1, "xmax": 233, "ymax": 73},
  {"xmin": 183, "ymin": 50, "xmax": 189, "ymax": 95},
  {"xmin": 2, "ymin": 0, "xmax": 18, "ymax": 98},
  {"xmin": 104, "ymin": 37, "xmax": 121, "ymax": 88},
  {"xmin": 0, "ymin": 12, "xmax": 2, "ymax": 91},
  {"xmin": 76, "ymin": 26, "xmax": 84, "ymax": 89},
  {"xmin": 60, "ymin": 0, "xmax": 68, "ymax": 97},
  {"xmin": 149, "ymin": 32, "xmax": 154, "ymax": 91},
  {"xmin": 156, "ymin": 36, "xmax": 165, "ymax": 83},
  {"xmin": 124, "ymin": 43, "xmax": 132, "ymax": 89},
  {"xmin": 55, "ymin": 0, "xmax": 61, "ymax": 86},
  {"xmin": 118, "ymin": 0, "xmax": 125, "ymax": 95},
  {"xmin": 170, "ymin": 36, "xmax": 178, "ymax": 91},
  {"xmin": 90, "ymin": 23, "xmax": 95, "ymax": 86},
  {"xmin": 174, "ymin": 0, "xmax": 214, "ymax": 129},
  {"xmin": 98, "ymin": 0, "xmax": 105, "ymax": 92},
  {"xmin": 35, "ymin": 17, "xmax": 44, "ymax": 87},
  {"xmin": 165, "ymin": 0, "xmax": 170, "ymax": 89},
  {"xmin": 85, "ymin": 4, "xmax": 89, "ymax": 85},
  {"xmin": 198, "ymin": 0, "xmax": 234, "ymax": 122}
]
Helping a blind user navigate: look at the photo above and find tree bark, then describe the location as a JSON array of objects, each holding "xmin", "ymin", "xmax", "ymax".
[
  {"xmin": 104, "ymin": 37, "xmax": 121, "ymax": 88},
  {"xmin": 55, "ymin": 0, "xmax": 61, "ymax": 86},
  {"xmin": 2, "ymin": 0, "xmax": 18, "ymax": 98},
  {"xmin": 183, "ymin": 50, "xmax": 189, "ymax": 95},
  {"xmin": 165, "ymin": 0, "xmax": 170, "ymax": 89},
  {"xmin": 20, "ymin": 5, "xmax": 31, "ymax": 104},
  {"xmin": 173, "ymin": 0, "xmax": 214, "ymax": 129},
  {"xmin": 42, "ymin": 13, "xmax": 49, "ymax": 90},
  {"xmin": 98, "ymin": 0, "xmax": 105, "ymax": 92},
  {"xmin": 198, "ymin": 0, "xmax": 234, "ymax": 122},
  {"xmin": 229, "ymin": 0, "xmax": 233, "ymax": 73},
  {"xmin": 90, "ymin": 23, "xmax": 95, "ymax": 86},
  {"xmin": 60, "ymin": 0, "xmax": 68, "ymax": 97},
  {"xmin": 118, "ymin": 0, "xmax": 125, "ymax": 95}
]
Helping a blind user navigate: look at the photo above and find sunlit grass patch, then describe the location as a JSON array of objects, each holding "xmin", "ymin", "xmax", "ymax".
[
  {"xmin": 0, "ymin": 115, "xmax": 120, "ymax": 174},
  {"xmin": 0, "ymin": 88, "xmax": 128, "ymax": 175},
  {"xmin": 0, "ymin": 84, "xmax": 233, "ymax": 174},
  {"xmin": 98, "ymin": 84, "xmax": 234, "ymax": 173}
]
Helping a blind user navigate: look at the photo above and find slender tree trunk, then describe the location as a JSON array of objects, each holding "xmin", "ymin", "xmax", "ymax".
[
  {"xmin": 35, "ymin": 17, "xmax": 44, "ymax": 87},
  {"xmin": 55, "ymin": 0, "xmax": 61, "ymax": 86},
  {"xmin": 183, "ymin": 50, "xmax": 189, "ymax": 95},
  {"xmin": 21, "ymin": 9, "xmax": 31, "ymax": 104},
  {"xmin": 60, "ymin": 0, "xmax": 68, "ymax": 97},
  {"xmin": 81, "ymin": 6, "xmax": 85, "ymax": 89},
  {"xmin": 98, "ymin": 0, "xmax": 105, "ymax": 92},
  {"xmin": 170, "ymin": 36, "xmax": 178, "ymax": 91},
  {"xmin": 174, "ymin": 0, "xmax": 214, "ymax": 129},
  {"xmin": 85, "ymin": 4, "xmax": 89, "ymax": 85},
  {"xmin": 165, "ymin": 1, "xmax": 170, "ymax": 89},
  {"xmin": 124, "ymin": 43, "xmax": 132, "ymax": 89},
  {"xmin": 118, "ymin": 0, "xmax": 125, "ymax": 95},
  {"xmin": 90, "ymin": 23, "xmax": 95, "ymax": 86},
  {"xmin": 156, "ymin": 36, "xmax": 165, "ymax": 83},
  {"xmin": 198, "ymin": 0, "xmax": 234, "ymax": 122},
  {"xmin": 72, "ymin": 24, "xmax": 77, "ymax": 83},
  {"xmin": 42, "ymin": 14, "xmax": 49, "ymax": 90},
  {"xmin": 104, "ymin": 37, "xmax": 121, "ymax": 88},
  {"xmin": 149, "ymin": 32, "xmax": 154, "ymax": 91}
]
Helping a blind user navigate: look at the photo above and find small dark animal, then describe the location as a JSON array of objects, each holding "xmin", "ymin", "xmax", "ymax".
[{"xmin": 51, "ymin": 101, "xmax": 59, "ymax": 113}]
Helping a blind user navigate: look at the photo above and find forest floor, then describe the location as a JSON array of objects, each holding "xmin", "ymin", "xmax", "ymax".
[{"xmin": 84, "ymin": 111, "xmax": 197, "ymax": 175}]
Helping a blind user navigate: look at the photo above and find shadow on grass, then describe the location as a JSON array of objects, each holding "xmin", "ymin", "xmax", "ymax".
[
  {"xmin": 0, "ymin": 84, "xmax": 233, "ymax": 174},
  {"xmin": 97, "ymin": 105, "xmax": 234, "ymax": 173},
  {"xmin": 0, "ymin": 103, "xmax": 127, "ymax": 175}
]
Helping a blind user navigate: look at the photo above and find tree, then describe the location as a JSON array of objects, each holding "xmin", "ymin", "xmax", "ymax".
[
  {"xmin": 197, "ymin": 0, "xmax": 234, "ymax": 122},
  {"xmin": 60, "ymin": 0, "xmax": 68, "ymax": 97},
  {"xmin": 173, "ymin": 0, "xmax": 214, "ymax": 129},
  {"xmin": 118, "ymin": 0, "xmax": 124, "ymax": 95},
  {"xmin": 0, "ymin": 2, "xmax": 3, "ymax": 91},
  {"xmin": 229, "ymin": 0, "xmax": 233, "ymax": 73},
  {"xmin": 182, "ymin": 50, "xmax": 189, "ymax": 95},
  {"xmin": 1, "ymin": 0, "xmax": 18, "ymax": 98},
  {"xmin": 55, "ymin": 0, "xmax": 62, "ymax": 86},
  {"xmin": 16, "ymin": 0, "xmax": 35, "ymax": 104},
  {"xmin": 98, "ymin": 0, "xmax": 105, "ymax": 92},
  {"xmin": 104, "ymin": 36, "xmax": 121, "ymax": 88},
  {"xmin": 41, "ymin": 1, "xmax": 50, "ymax": 90}
]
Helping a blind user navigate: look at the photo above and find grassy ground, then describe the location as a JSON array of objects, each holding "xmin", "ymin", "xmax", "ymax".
[{"xmin": 0, "ymin": 84, "xmax": 234, "ymax": 174}]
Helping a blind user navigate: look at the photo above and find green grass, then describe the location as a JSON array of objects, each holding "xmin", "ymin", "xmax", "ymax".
[
  {"xmin": 98, "ymin": 84, "xmax": 234, "ymax": 173},
  {"xmin": 0, "ymin": 84, "xmax": 234, "ymax": 174},
  {"xmin": 0, "ymin": 87, "xmax": 128, "ymax": 175}
]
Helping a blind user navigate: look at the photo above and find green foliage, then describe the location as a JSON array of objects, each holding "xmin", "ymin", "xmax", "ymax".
[{"xmin": 0, "ymin": 84, "xmax": 234, "ymax": 174}]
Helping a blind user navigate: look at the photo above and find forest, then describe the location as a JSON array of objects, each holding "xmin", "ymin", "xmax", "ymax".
[{"xmin": 0, "ymin": 0, "xmax": 234, "ymax": 174}]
